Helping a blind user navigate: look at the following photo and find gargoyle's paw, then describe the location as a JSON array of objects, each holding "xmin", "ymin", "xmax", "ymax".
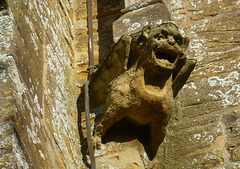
[{"xmin": 92, "ymin": 134, "xmax": 102, "ymax": 150}]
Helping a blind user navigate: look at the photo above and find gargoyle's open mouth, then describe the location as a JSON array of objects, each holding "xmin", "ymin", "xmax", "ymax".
[{"xmin": 155, "ymin": 50, "xmax": 177, "ymax": 63}]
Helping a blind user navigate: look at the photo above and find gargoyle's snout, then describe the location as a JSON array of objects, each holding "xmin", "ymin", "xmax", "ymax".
[
  {"xmin": 152, "ymin": 36, "xmax": 183, "ymax": 65},
  {"xmin": 167, "ymin": 36, "xmax": 175, "ymax": 45}
]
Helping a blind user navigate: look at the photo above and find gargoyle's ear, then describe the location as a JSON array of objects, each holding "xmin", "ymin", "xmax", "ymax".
[
  {"xmin": 182, "ymin": 37, "xmax": 189, "ymax": 51},
  {"xmin": 172, "ymin": 58, "xmax": 196, "ymax": 98},
  {"xmin": 142, "ymin": 25, "xmax": 151, "ymax": 39}
]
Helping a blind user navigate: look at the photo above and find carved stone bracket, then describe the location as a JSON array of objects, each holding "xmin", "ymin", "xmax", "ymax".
[{"xmin": 78, "ymin": 22, "xmax": 196, "ymax": 160}]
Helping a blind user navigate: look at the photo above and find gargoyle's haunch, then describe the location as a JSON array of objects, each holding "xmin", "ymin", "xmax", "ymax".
[{"xmin": 78, "ymin": 23, "xmax": 196, "ymax": 160}]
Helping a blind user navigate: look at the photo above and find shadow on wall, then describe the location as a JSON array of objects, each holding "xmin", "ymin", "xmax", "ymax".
[
  {"xmin": 0, "ymin": 0, "xmax": 8, "ymax": 15},
  {"xmin": 77, "ymin": 103, "xmax": 91, "ymax": 168},
  {"xmin": 97, "ymin": 0, "xmax": 125, "ymax": 62},
  {"xmin": 102, "ymin": 117, "xmax": 152, "ymax": 157},
  {"xmin": 77, "ymin": 1, "xmax": 125, "ymax": 167}
]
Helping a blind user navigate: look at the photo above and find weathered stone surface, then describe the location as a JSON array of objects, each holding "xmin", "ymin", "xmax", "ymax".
[
  {"xmin": 78, "ymin": 23, "xmax": 195, "ymax": 167},
  {"xmin": 185, "ymin": 0, "xmax": 239, "ymax": 21},
  {"xmin": 95, "ymin": 141, "xmax": 146, "ymax": 168},
  {"xmin": 113, "ymin": 3, "xmax": 171, "ymax": 42},
  {"xmin": 222, "ymin": 111, "xmax": 240, "ymax": 162},
  {"xmin": 2, "ymin": 0, "xmax": 240, "ymax": 168},
  {"xmin": 5, "ymin": 0, "xmax": 82, "ymax": 168},
  {"xmin": 155, "ymin": 0, "xmax": 240, "ymax": 168},
  {"xmin": 0, "ymin": 3, "xmax": 29, "ymax": 168},
  {"xmin": 0, "ymin": 56, "xmax": 29, "ymax": 169}
]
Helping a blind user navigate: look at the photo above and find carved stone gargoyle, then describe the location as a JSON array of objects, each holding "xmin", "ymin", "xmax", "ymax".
[{"xmin": 78, "ymin": 23, "xmax": 196, "ymax": 160}]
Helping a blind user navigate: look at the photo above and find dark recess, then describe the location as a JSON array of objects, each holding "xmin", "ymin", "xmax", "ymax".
[{"xmin": 0, "ymin": 0, "xmax": 8, "ymax": 11}]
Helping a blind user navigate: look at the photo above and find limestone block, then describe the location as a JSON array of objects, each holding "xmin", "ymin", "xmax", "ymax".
[
  {"xmin": 156, "ymin": 0, "xmax": 240, "ymax": 168},
  {"xmin": 7, "ymin": 0, "xmax": 82, "ymax": 168},
  {"xmin": 0, "ymin": 3, "xmax": 29, "ymax": 168},
  {"xmin": 113, "ymin": 3, "xmax": 171, "ymax": 42},
  {"xmin": 95, "ymin": 141, "xmax": 145, "ymax": 168},
  {"xmin": 157, "ymin": 114, "xmax": 228, "ymax": 168},
  {"xmin": 178, "ymin": 11, "xmax": 240, "ymax": 117},
  {"xmin": 185, "ymin": 0, "xmax": 240, "ymax": 20},
  {"xmin": 222, "ymin": 111, "xmax": 240, "ymax": 162}
]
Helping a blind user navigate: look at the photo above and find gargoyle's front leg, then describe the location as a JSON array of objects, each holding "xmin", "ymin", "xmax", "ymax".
[{"xmin": 96, "ymin": 106, "xmax": 128, "ymax": 138}]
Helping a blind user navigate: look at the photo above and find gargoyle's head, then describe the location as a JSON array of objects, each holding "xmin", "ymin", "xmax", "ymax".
[{"xmin": 130, "ymin": 23, "xmax": 189, "ymax": 72}]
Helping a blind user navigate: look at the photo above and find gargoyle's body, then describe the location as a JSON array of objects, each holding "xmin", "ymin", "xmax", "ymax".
[{"xmin": 78, "ymin": 23, "xmax": 196, "ymax": 160}]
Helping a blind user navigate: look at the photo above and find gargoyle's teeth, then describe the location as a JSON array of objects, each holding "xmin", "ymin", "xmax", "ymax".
[{"xmin": 155, "ymin": 51, "xmax": 177, "ymax": 63}]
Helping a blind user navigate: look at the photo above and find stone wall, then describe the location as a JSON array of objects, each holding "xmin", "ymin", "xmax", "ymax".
[
  {"xmin": 1, "ymin": 0, "xmax": 240, "ymax": 168},
  {"xmin": 0, "ymin": 1, "xmax": 29, "ymax": 168},
  {"xmin": 157, "ymin": 1, "xmax": 240, "ymax": 168},
  {"xmin": 4, "ymin": 0, "xmax": 82, "ymax": 168}
]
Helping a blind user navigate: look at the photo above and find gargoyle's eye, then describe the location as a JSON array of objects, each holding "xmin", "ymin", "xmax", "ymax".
[
  {"xmin": 174, "ymin": 36, "xmax": 182, "ymax": 45},
  {"xmin": 161, "ymin": 30, "xmax": 168, "ymax": 38},
  {"xmin": 155, "ymin": 34, "xmax": 165, "ymax": 40}
]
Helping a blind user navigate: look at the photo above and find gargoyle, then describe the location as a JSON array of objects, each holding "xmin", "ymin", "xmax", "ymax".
[{"xmin": 78, "ymin": 23, "xmax": 196, "ymax": 160}]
